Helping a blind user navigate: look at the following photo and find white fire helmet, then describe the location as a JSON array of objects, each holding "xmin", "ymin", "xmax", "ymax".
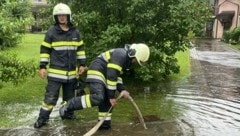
[
  {"xmin": 53, "ymin": 3, "xmax": 72, "ymax": 23},
  {"xmin": 128, "ymin": 43, "xmax": 150, "ymax": 66}
]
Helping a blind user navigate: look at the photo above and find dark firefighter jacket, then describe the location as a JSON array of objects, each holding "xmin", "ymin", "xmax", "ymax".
[
  {"xmin": 39, "ymin": 24, "xmax": 86, "ymax": 82},
  {"xmin": 86, "ymin": 48, "xmax": 132, "ymax": 98}
]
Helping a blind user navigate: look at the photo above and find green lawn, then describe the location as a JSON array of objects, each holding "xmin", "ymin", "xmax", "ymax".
[
  {"xmin": 2, "ymin": 33, "xmax": 43, "ymax": 61},
  {"xmin": 1, "ymin": 33, "xmax": 45, "ymax": 103},
  {"xmin": 171, "ymin": 49, "xmax": 190, "ymax": 81},
  {"xmin": 229, "ymin": 44, "xmax": 240, "ymax": 50}
]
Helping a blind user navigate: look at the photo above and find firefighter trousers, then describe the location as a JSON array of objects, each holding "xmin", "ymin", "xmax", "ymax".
[
  {"xmin": 38, "ymin": 79, "xmax": 76, "ymax": 121},
  {"xmin": 65, "ymin": 82, "xmax": 112, "ymax": 128}
]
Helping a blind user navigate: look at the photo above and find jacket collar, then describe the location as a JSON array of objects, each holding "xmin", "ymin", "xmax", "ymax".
[{"xmin": 54, "ymin": 24, "xmax": 75, "ymax": 32}]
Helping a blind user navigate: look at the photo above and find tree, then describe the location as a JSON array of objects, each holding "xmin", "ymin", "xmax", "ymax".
[
  {"xmin": 0, "ymin": 0, "xmax": 36, "ymax": 85},
  {"xmin": 40, "ymin": 0, "xmax": 211, "ymax": 81},
  {"xmin": 0, "ymin": 0, "xmax": 33, "ymax": 50}
]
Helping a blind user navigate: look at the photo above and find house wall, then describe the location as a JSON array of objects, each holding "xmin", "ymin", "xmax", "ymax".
[
  {"xmin": 30, "ymin": 0, "xmax": 48, "ymax": 32},
  {"xmin": 213, "ymin": 0, "xmax": 240, "ymax": 38},
  {"xmin": 31, "ymin": 0, "xmax": 47, "ymax": 6}
]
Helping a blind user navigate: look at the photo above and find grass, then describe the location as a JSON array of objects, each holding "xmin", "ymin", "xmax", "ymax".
[
  {"xmin": 0, "ymin": 76, "xmax": 46, "ymax": 104},
  {"xmin": 0, "ymin": 33, "xmax": 190, "ymax": 128},
  {"xmin": 227, "ymin": 44, "xmax": 240, "ymax": 50},
  {"xmin": 170, "ymin": 49, "xmax": 190, "ymax": 81},
  {"xmin": 1, "ymin": 33, "xmax": 43, "ymax": 61},
  {"xmin": 1, "ymin": 34, "xmax": 45, "ymax": 104},
  {"xmin": 0, "ymin": 33, "xmax": 46, "ymax": 127}
]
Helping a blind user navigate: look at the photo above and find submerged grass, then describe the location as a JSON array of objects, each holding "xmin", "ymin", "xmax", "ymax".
[{"xmin": 0, "ymin": 33, "xmax": 190, "ymax": 128}]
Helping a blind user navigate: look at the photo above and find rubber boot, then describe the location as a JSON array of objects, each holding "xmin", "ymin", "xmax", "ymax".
[
  {"xmin": 65, "ymin": 110, "xmax": 76, "ymax": 120},
  {"xmin": 99, "ymin": 120, "xmax": 111, "ymax": 130},
  {"xmin": 59, "ymin": 97, "xmax": 83, "ymax": 120},
  {"xmin": 34, "ymin": 108, "xmax": 52, "ymax": 128}
]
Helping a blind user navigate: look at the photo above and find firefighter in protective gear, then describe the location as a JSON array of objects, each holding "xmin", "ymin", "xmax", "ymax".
[
  {"xmin": 34, "ymin": 3, "xmax": 86, "ymax": 128},
  {"xmin": 59, "ymin": 43, "xmax": 150, "ymax": 130}
]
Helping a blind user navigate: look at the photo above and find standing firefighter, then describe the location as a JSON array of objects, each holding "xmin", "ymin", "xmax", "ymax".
[
  {"xmin": 59, "ymin": 43, "xmax": 150, "ymax": 129},
  {"xmin": 34, "ymin": 3, "xmax": 86, "ymax": 128}
]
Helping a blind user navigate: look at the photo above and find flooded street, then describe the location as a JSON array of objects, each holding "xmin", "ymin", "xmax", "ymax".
[
  {"xmin": 1, "ymin": 39, "xmax": 240, "ymax": 136},
  {"xmin": 169, "ymin": 39, "xmax": 240, "ymax": 136}
]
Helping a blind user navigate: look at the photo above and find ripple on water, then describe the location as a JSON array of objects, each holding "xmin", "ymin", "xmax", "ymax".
[{"xmin": 167, "ymin": 87, "xmax": 240, "ymax": 136}]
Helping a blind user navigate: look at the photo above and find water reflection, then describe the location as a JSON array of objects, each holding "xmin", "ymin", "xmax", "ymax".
[{"xmin": 170, "ymin": 39, "xmax": 240, "ymax": 136}]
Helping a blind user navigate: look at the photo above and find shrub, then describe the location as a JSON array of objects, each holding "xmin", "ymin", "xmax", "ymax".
[
  {"xmin": 0, "ymin": 53, "xmax": 37, "ymax": 85},
  {"xmin": 223, "ymin": 27, "xmax": 240, "ymax": 44},
  {"xmin": 222, "ymin": 30, "xmax": 232, "ymax": 43},
  {"xmin": 231, "ymin": 27, "xmax": 240, "ymax": 44}
]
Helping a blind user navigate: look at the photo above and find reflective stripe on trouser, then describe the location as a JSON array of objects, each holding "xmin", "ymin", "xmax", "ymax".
[
  {"xmin": 98, "ymin": 111, "xmax": 112, "ymax": 129},
  {"xmin": 98, "ymin": 92, "xmax": 112, "ymax": 117},
  {"xmin": 38, "ymin": 80, "xmax": 61, "ymax": 122},
  {"xmin": 97, "ymin": 82, "xmax": 112, "ymax": 129},
  {"xmin": 65, "ymin": 95, "xmax": 92, "ymax": 111},
  {"xmin": 98, "ymin": 112, "xmax": 112, "ymax": 121},
  {"xmin": 41, "ymin": 102, "xmax": 54, "ymax": 111},
  {"xmin": 98, "ymin": 100, "xmax": 112, "ymax": 129},
  {"xmin": 38, "ymin": 79, "xmax": 76, "ymax": 121},
  {"xmin": 43, "ymin": 79, "xmax": 76, "ymax": 117},
  {"xmin": 65, "ymin": 82, "xmax": 106, "ymax": 112}
]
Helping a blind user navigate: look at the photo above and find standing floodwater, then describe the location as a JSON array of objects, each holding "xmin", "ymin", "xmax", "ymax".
[
  {"xmin": 169, "ymin": 39, "xmax": 240, "ymax": 136},
  {"xmin": 1, "ymin": 39, "xmax": 240, "ymax": 136}
]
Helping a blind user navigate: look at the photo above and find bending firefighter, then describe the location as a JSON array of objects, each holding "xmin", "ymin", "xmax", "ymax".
[
  {"xmin": 59, "ymin": 43, "xmax": 150, "ymax": 129},
  {"xmin": 34, "ymin": 3, "xmax": 86, "ymax": 128}
]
